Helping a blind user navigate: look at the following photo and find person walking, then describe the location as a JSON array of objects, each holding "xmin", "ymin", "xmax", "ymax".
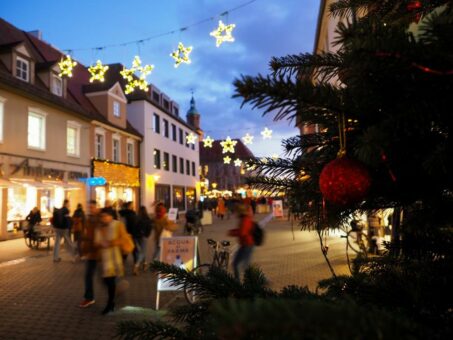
[
  {"xmin": 228, "ymin": 204, "xmax": 255, "ymax": 281},
  {"xmin": 152, "ymin": 203, "xmax": 177, "ymax": 260},
  {"xmin": 118, "ymin": 201, "xmax": 138, "ymax": 267},
  {"xmin": 72, "ymin": 203, "xmax": 85, "ymax": 257},
  {"xmin": 79, "ymin": 200, "xmax": 100, "ymax": 308},
  {"xmin": 217, "ymin": 196, "xmax": 226, "ymax": 220},
  {"xmin": 95, "ymin": 208, "xmax": 126, "ymax": 315},
  {"xmin": 135, "ymin": 206, "xmax": 153, "ymax": 273},
  {"xmin": 53, "ymin": 199, "xmax": 77, "ymax": 262}
]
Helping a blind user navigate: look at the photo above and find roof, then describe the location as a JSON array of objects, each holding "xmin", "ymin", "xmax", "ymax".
[
  {"xmin": 200, "ymin": 139, "xmax": 255, "ymax": 163},
  {"xmin": 0, "ymin": 18, "xmax": 141, "ymax": 138}
]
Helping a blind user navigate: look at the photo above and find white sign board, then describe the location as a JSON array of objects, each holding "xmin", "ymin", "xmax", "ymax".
[
  {"xmin": 272, "ymin": 200, "xmax": 284, "ymax": 218},
  {"xmin": 167, "ymin": 208, "xmax": 178, "ymax": 222}
]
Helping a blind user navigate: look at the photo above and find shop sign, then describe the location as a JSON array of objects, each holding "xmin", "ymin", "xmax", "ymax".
[
  {"xmin": 92, "ymin": 160, "xmax": 140, "ymax": 187},
  {"xmin": 272, "ymin": 200, "xmax": 284, "ymax": 218},
  {"xmin": 86, "ymin": 177, "xmax": 107, "ymax": 186}
]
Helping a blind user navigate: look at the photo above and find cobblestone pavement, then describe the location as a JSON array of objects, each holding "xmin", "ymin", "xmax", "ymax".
[{"xmin": 0, "ymin": 213, "xmax": 351, "ymax": 339}]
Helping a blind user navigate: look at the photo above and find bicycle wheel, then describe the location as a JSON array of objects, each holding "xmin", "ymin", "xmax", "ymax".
[
  {"xmin": 184, "ymin": 264, "xmax": 211, "ymax": 305},
  {"xmin": 24, "ymin": 233, "xmax": 33, "ymax": 249}
]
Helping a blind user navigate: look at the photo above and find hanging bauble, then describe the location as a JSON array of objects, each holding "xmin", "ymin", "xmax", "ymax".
[{"xmin": 319, "ymin": 157, "xmax": 371, "ymax": 206}]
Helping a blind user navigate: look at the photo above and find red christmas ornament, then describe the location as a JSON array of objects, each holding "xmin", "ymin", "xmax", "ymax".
[{"xmin": 319, "ymin": 157, "xmax": 371, "ymax": 206}]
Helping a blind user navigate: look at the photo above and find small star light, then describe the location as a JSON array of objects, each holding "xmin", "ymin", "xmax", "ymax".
[
  {"xmin": 272, "ymin": 154, "xmax": 279, "ymax": 160},
  {"xmin": 186, "ymin": 132, "xmax": 197, "ymax": 144},
  {"xmin": 220, "ymin": 136, "xmax": 237, "ymax": 154},
  {"xmin": 234, "ymin": 159, "xmax": 242, "ymax": 167},
  {"xmin": 260, "ymin": 157, "xmax": 268, "ymax": 164},
  {"xmin": 242, "ymin": 133, "xmax": 254, "ymax": 145},
  {"xmin": 261, "ymin": 127, "xmax": 273, "ymax": 139},
  {"xmin": 223, "ymin": 156, "xmax": 232, "ymax": 164},
  {"xmin": 120, "ymin": 56, "xmax": 154, "ymax": 94},
  {"xmin": 88, "ymin": 60, "xmax": 109, "ymax": 83},
  {"xmin": 58, "ymin": 55, "xmax": 77, "ymax": 78},
  {"xmin": 170, "ymin": 42, "xmax": 193, "ymax": 68},
  {"xmin": 203, "ymin": 136, "xmax": 214, "ymax": 148},
  {"xmin": 210, "ymin": 20, "xmax": 236, "ymax": 47}
]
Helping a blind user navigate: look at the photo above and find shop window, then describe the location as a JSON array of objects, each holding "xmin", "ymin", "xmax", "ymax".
[
  {"xmin": 28, "ymin": 111, "xmax": 46, "ymax": 150},
  {"xmin": 0, "ymin": 98, "xmax": 4, "ymax": 142},
  {"xmin": 95, "ymin": 133, "xmax": 104, "ymax": 159},
  {"xmin": 163, "ymin": 152, "xmax": 170, "ymax": 171},
  {"xmin": 172, "ymin": 124, "xmax": 177, "ymax": 141},
  {"xmin": 172, "ymin": 155, "xmax": 177, "ymax": 173},
  {"xmin": 186, "ymin": 187, "xmax": 196, "ymax": 210},
  {"xmin": 173, "ymin": 186, "xmax": 186, "ymax": 211},
  {"xmin": 127, "ymin": 141, "xmax": 134, "ymax": 165},
  {"xmin": 186, "ymin": 160, "xmax": 190, "ymax": 175},
  {"xmin": 179, "ymin": 157, "xmax": 184, "ymax": 174},
  {"xmin": 153, "ymin": 113, "xmax": 160, "ymax": 133},
  {"xmin": 16, "ymin": 56, "xmax": 29, "ymax": 82},
  {"xmin": 113, "ymin": 138, "xmax": 121, "ymax": 162},
  {"xmin": 192, "ymin": 162, "xmax": 196, "ymax": 177},
  {"xmin": 154, "ymin": 149, "xmax": 161, "ymax": 169},
  {"xmin": 51, "ymin": 75, "xmax": 63, "ymax": 96},
  {"xmin": 155, "ymin": 184, "xmax": 171, "ymax": 209},
  {"xmin": 113, "ymin": 101, "xmax": 121, "ymax": 117},
  {"xmin": 179, "ymin": 128, "xmax": 183, "ymax": 145},
  {"xmin": 163, "ymin": 119, "xmax": 169, "ymax": 138},
  {"xmin": 66, "ymin": 121, "xmax": 81, "ymax": 157}
]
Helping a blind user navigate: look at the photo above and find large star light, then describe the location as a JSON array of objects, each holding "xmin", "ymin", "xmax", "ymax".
[
  {"xmin": 234, "ymin": 159, "xmax": 242, "ymax": 167},
  {"xmin": 261, "ymin": 127, "xmax": 273, "ymax": 139},
  {"xmin": 186, "ymin": 132, "xmax": 197, "ymax": 144},
  {"xmin": 88, "ymin": 60, "xmax": 109, "ymax": 83},
  {"xmin": 203, "ymin": 136, "xmax": 214, "ymax": 148},
  {"xmin": 223, "ymin": 156, "xmax": 232, "ymax": 164},
  {"xmin": 242, "ymin": 133, "xmax": 254, "ymax": 145},
  {"xmin": 220, "ymin": 136, "xmax": 237, "ymax": 154},
  {"xmin": 58, "ymin": 55, "xmax": 77, "ymax": 78},
  {"xmin": 120, "ymin": 56, "xmax": 154, "ymax": 94},
  {"xmin": 210, "ymin": 20, "xmax": 236, "ymax": 47},
  {"xmin": 170, "ymin": 42, "xmax": 193, "ymax": 68}
]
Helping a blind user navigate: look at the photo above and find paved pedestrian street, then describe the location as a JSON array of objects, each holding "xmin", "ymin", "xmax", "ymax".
[{"xmin": 0, "ymin": 213, "xmax": 351, "ymax": 339}]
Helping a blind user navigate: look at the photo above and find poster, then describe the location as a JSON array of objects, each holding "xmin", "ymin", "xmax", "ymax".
[
  {"xmin": 272, "ymin": 200, "xmax": 284, "ymax": 218},
  {"xmin": 167, "ymin": 208, "xmax": 178, "ymax": 222},
  {"xmin": 157, "ymin": 236, "xmax": 198, "ymax": 291}
]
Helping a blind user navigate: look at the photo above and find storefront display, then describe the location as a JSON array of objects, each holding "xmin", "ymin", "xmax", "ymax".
[
  {"xmin": 173, "ymin": 186, "xmax": 186, "ymax": 211},
  {"xmin": 186, "ymin": 187, "xmax": 196, "ymax": 210}
]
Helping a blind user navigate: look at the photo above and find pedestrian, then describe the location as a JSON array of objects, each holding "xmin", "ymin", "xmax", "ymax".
[
  {"xmin": 118, "ymin": 201, "xmax": 138, "ymax": 268},
  {"xmin": 25, "ymin": 207, "xmax": 42, "ymax": 233},
  {"xmin": 251, "ymin": 198, "xmax": 257, "ymax": 215},
  {"xmin": 52, "ymin": 199, "xmax": 77, "ymax": 262},
  {"xmin": 135, "ymin": 206, "xmax": 153, "ymax": 273},
  {"xmin": 228, "ymin": 204, "xmax": 255, "ymax": 281},
  {"xmin": 95, "ymin": 208, "xmax": 127, "ymax": 315},
  {"xmin": 217, "ymin": 196, "xmax": 226, "ymax": 220},
  {"xmin": 103, "ymin": 199, "xmax": 118, "ymax": 220},
  {"xmin": 152, "ymin": 203, "xmax": 178, "ymax": 260},
  {"xmin": 72, "ymin": 203, "xmax": 85, "ymax": 257},
  {"xmin": 79, "ymin": 200, "xmax": 100, "ymax": 308}
]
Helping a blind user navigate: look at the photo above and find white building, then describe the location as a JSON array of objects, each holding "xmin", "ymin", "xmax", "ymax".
[{"xmin": 127, "ymin": 84, "xmax": 201, "ymax": 212}]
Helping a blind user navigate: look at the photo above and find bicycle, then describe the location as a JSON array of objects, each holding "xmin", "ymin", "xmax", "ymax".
[
  {"xmin": 23, "ymin": 224, "xmax": 52, "ymax": 250},
  {"xmin": 184, "ymin": 238, "xmax": 231, "ymax": 304}
]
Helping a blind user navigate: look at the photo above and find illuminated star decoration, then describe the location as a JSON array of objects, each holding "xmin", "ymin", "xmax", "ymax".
[
  {"xmin": 272, "ymin": 154, "xmax": 279, "ymax": 160},
  {"xmin": 261, "ymin": 127, "xmax": 273, "ymax": 139},
  {"xmin": 170, "ymin": 42, "xmax": 193, "ymax": 68},
  {"xmin": 223, "ymin": 156, "xmax": 232, "ymax": 164},
  {"xmin": 220, "ymin": 136, "xmax": 237, "ymax": 154},
  {"xmin": 120, "ymin": 56, "xmax": 154, "ymax": 94},
  {"xmin": 210, "ymin": 20, "xmax": 236, "ymax": 47},
  {"xmin": 58, "ymin": 55, "xmax": 77, "ymax": 78},
  {"xmin": 242, "ymin": 133, "xmax": 254, "ymax": 145},
  {"xmin": 260, "ymin": 157, "xmax": 268, "ymax": 164},
  {"xmin": 186, "ymin": 132, "xmax": 197, "ymax": 144},
  {"xmin": 203, "ymin": 136, "xmax": 214, "ymax": 148},
  {"xmin": 88, "ymin": 60, "xmax": 109, "ymax": 83},
  {"xmin": 234, "ymin": 159, "xmax": 242, "ymax": 167}
]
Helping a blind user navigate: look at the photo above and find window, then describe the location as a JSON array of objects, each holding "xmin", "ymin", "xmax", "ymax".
[
  {"xmin": 127, "ymin": 141, "xmax": 134, "ymax": 165},
  {"xmin": 16, "ymin": 56, "xmax": 29, "ymax": 82},
  {"xmin": 28, "ymin": 111, "xmax": 46, "ymax": 150},
  {"xmin": 172, "ymin": 124, "xmax": 177, "ymax": 141},
  {"xmin": 66, "ymin": 121, "xmax": 80, "ymax": 156},
  {"xmin": 191, "ymin": 142, "xmax": 195, "ymax": 150},
  {"xmin": 179, "ymin": 128, "xmax": 183, "ymax": 145},
  {"xmin": 163, "ymin": 119, "xmax": 169, "ymax": 138},
  {"xmin": 163, "ymin": 152, "xmax": 170, "ymax": 171},
  {"xmin": 186, "ymin": 160, "xmax": 190, "ymax": 175},
  {"xmin": 192, "ymin": 162, "xmax": 196, "ymax": 177},
  {"xmin": 113, "ymin": 137, "xmax": 121, "ymax": 162},
  {"xmin": 173, "ymin": 107, "xmax": 179, "ymax": 116},
  {"xmin": 51, "ymin": 75, "xmax": 62, "ymax": 96},
  {"xmin": 0, "ymin": 98, "xmax": 4, "ymax": 142},
  {"xmin": 163, "ymin": 99, "xmax": 170, "ymax": 111},
  {"xmin": 113, "ymin": 101, "xmax": 120, "ymax": 117},
  {"xmin": 95, "ymin": 133, "xmax": 104, "ymax": 159},
  {"xmin": 152, "ymin": 91, "xmax": 160, "ymax": 103},
  {"xmin": 155, "ymin": 184, "xmax": 171, "ymax": 209},
  {"xmin": 172, "ymin": 155, "xmax": 177, "ymax": 173},
  {"xmin": 185, "ymin": 132, "xmax": 189, "ymax": 147},
  {"xmin": 154, "ymin": 149, "xmax": 161, "ymax": 169},
  {"xmin": 153, "ymin": 113, "xmax": 160, "ymax": 134},
  {"xmin": 173, "ymin": 186, "xmax": 186, "ymax": 211},
  {"xmin": 179, "ymin": 157, "xmax": 184, "ymax": 174}
]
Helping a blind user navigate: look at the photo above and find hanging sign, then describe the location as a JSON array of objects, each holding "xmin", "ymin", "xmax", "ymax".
[{"xmin": 272, "ymin": 200, "xmax": 284, "ymax": 218}]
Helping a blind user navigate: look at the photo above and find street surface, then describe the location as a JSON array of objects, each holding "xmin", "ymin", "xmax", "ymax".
[{"xmin": 0, "ymin": 213, "xmax": 350, "ymax": 339}]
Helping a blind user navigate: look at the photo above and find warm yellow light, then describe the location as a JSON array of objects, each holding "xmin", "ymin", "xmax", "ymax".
[
  {"xmin": 223, "ymin": 156, "xmax": 232, "ymax": 164},
  {"xmin": 212, "ymin": 182, "xmax": 218, "ymax": 189},
  {"xmin": 271, "ymin": 154, "xmax": 279, "ymax": 160},
  {"xmin": 58, "ymin": 55, "xmax": 77, "ymax": 78},
  {"xmin": 220, "ymin": 136, "xmax": 237, "ymax": 154},
  {"xmin": 186, "ymin": 132, "xmax": 197, "ymax": 144},
  {"xmin": 170, "ymin": 42, "xmax": 193, "ymax": 68},
  {"xmin": 153, "ymin": 175, "xmax": 160, "ymax": 182},
  {"xmin": 261, "ymin": 127, "xmax": 273, "ymax": 139},
  {"xmin": 234, "ymin": 158, "xmax": 242, "ymax": 167},
  {"xmin": 210, "ymin": 20, "xmax": 236, "ymax": 47},
  {"xmin": 242, "ymin": 133, "xmax": 254, "ymax": 145},
  {"xmin": 120, "ymin": 56, "xmax": 154, "ymax": 94},
  {"xmin": 202, "ymin": 136, "xmax": 214, "ymax": 148},
  {"xmin": 88, "ymin": 60, "xmax": 109, "ymax": 83}
]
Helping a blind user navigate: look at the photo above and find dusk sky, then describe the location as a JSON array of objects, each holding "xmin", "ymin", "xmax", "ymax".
[{"xmin": 1, "ymin": 0, "xmax": 319, "ymax": 156}]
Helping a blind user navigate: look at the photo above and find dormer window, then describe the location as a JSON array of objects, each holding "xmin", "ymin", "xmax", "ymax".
[
  {"xmin": 113, "ymin": 101, "xmax": 120, "ymax": 117},
  {"xmin": 16, "ymin": 56, "xmax": 29, "ymax": 82},
  {"xmin": 173, "ymin": 107, "xmax": 179, "ymax": 116},
  {"xmin": 51, "ymin": 75, "xmax": 63, "ymax": 96}
]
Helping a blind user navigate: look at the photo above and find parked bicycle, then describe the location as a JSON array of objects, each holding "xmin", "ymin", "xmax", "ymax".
[
  {"xmin": 184, "ymin": 238, "xmax": 231, "ymax": 304},
  {"xmin": 23, "ymin": 224, "xmax": 52, "ymax": 250}
]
